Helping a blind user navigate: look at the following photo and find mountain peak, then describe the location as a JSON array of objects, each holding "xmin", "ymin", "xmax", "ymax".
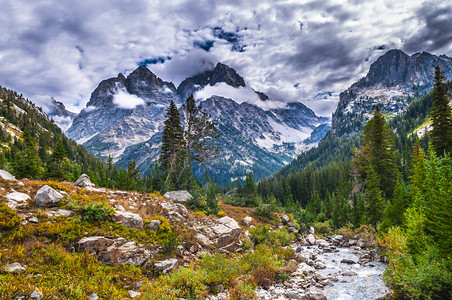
[{"xmin": 211, "ymin": 63, "xmax": 246, "ymax": 87}]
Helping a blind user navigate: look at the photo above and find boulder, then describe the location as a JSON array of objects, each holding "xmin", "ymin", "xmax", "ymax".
[
  {"xmin": 294, "ymin": 262, "xmax": 316, "ymax": 276},
  {"xmin": 309, "ymin": 226, "xmax": 315, "ymax": 235},
  {"xmin": 74, "ymin": 173, "xmax": 94, "ymax": 187},
  {"xmin": 5, "ymin": 191, "xmax": 30, "ymax": 210},
  {"xmin": 195, "ymin": 216, "xmax": 242, "ymax": 251},
  {"xmin": 114, "ymin": 211, "xmax": 143, "ymax": 229},
  {"xmin": 163, "ymin": 190, "xmax": 192, "ymax": 203},
  {"xmin": 302, "ymin": 289, "xmax": 327, "ymax": 300},
  {"xmin": 306, "ymin": 234, "xmax": 316, "ymax": 245},
  {"xmin": 46, "ymin": 208, "xmax": 74, "ymax": 217},
  {"xmin": 243, "ymin": 216, "xmax": 253, "ymax": 225},
  {"xmin": 77, "ymin": 236, "xmax": 150, "ymax": 266},
  {"xmin": 161, "ymin": 202, "xmax": 188, "ymax": 218},
  {"xmin": 341, "ymin": 259, "xmax": 357, "ymax": 264},
  {"xmin": 154, "ymin": 258, "xmax": 178, "ymax": 273},
  {"xmin": 280, "ymin": 214, "xmax": 290, "ymax": 224},
  {"xmin": 34, "ymin": 185, "xmax": 64, "ymax": 207},
  {"xmin": 4, "ymin": 262, "xmax": 26, "ymax": 273},
  {"xmin": 146, "ymin": 219, "xmax": 161, "ymax": 232},
  {"xmin": 0, "ymin": 169, "xmax": 16, "ymax": 181},
  {"xmin": 288, "ymin": 226, "xmax": 299, "ymax": 233}
]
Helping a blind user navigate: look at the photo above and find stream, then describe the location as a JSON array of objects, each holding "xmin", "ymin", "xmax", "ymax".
[{"xmin": 256, "ymin": 240, "xmax": 389, "ymax": 300}]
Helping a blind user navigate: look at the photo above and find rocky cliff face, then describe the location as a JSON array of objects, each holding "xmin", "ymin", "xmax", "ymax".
[
  {"xmin": 67, "ymin": 64, "xmax": 328, "ymax": 184},
  {"xmin": 330, "ymin": 49, "xmax": 452, "ymax": 137},
  {"xmin": 45, "ymin": 98, "xmax": 77, "ymax": 132}
]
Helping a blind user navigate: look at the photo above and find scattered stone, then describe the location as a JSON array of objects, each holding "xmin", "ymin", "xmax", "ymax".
[
  {"xmin": 280, "ymin": 214, "xmax": 290, "ymax": 224},
  {"xmin": 163, "ymin": 190, "xmax": 192, "ymax": 202},
  {"xmin": 88, "ymin": 293, "xmax": 99, "ymax": 300},
  {"xmin": 341, "ymin": 259, "xmax": 357, "ymax": 264},
  {"xmin": 0, "ymin": 169, "xmax": 16, "ymax": 181},
  {"xmin": 154, "ymin": 258, "xmax": 178, "ymax": 274},
  {"xmin": 146, "ymin": 219, "xmax": 161, "ymax": 231},
  {"xmin": 342, "ymin": 271, "xmax": 357, "ymax": 276},
  {"xmin": 288, "ymin": 226, "xmax": 299, "ymax": 233},
  {"xmin": 161, "ymin": 201, "xmax": 189, "ymax": 218},
  {"xmin": 28, "ymin": 216, "xmax": 39, "ymax": 223},
  {"xmin": 314, "ymin": 260, "xmax": 326, "ymax": 269},
  {"xmin": 46, "ymin": 208, "xmax": 74, "ymax": 217},
  {"xmin": 114, "ymin": 211, "xmax": 143, "ymax": 229},
  {"xmin": 34, "ymin": 185, "xmax": 63, "ymax": 207},
  {"xmin": 74, "ymin": 174, "xmax": 94, "ymax": 187},
  {"xmin": 115, "ymin": 204, "xmax": 125, "ymax": 211},
  {"xmin": 18, "ymin": 181, "xmax": 24, "ymax": 186},
  {"xmin": 309, "ymin": 226, "xmax": 315, "ymax": 235},
  {"xmin": 302, "ymin": 289, "xmax": 327, "ymax": 300},
  {"xmin": 128, "ymin": 290, "xmax": 141, "ymax": 298},
  {"xmin": 243, "ymin": 216, "xmax": 253, "ymax": 225},
  {"xmin": 348, "ymin": 239, "xmax": 357, "ymax": 246},
  {"xmin": 5, "ymin": 191, "xmax": 30, "ymax": 209},
  {"xmin": 4, "ymin": 262, "xmax": 26, "ymax": 273},
  {"xmin": 307, "ymin": 234, "xmax": 316, "ymax": 245},
  {"xmin": 30, "ymin": 288, "xmax": 43, "ymax": 300}
]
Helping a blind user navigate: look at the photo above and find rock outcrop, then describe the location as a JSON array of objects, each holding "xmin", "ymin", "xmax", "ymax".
[
  {"xmin": 5, "ymin": 191, "xmax": 31, "ymax": 210},
  {"xmin": 77, "ymin": 236, "xmax": 150, "ymax": 267},
  {"xmin": 195, "ymin": 216, "xmax": 242, "ymax": 252},
  {"xmin": 0, "ymin": 169, "xmax": 16, "ymax": 181}
]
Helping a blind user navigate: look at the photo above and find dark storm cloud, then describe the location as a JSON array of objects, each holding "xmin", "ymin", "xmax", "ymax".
[{"xmin": 404, "ymin": 4, "xmax": 452, "ymax": 53}]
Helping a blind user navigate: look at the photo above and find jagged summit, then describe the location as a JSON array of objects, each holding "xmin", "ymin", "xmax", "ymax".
[
  {"xmin": 177, "ymin": 62, "xmax": 246, "ymax": 101},
  {"xmin": 354, "ymin": 49, "xmax": 452, "ymax": 90},
  {"xmin": 330, "ymin": 49, "xmax": 452, "ymax": 138}
]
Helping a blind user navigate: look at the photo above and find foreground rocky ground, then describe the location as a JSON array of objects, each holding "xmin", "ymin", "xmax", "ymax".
[{"xmin": 0, "ymin": 170, "xmax": 388, "ymax": 299}]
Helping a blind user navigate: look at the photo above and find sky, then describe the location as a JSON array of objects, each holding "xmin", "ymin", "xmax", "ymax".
[{"xmin": 0, "ymin": 0, "xmax": 451, "ymax": 117}]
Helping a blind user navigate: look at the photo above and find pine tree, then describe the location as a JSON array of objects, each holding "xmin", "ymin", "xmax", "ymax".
[
  {"xmin": 363, "ymin": 166, "xmax": 386, "ymax": 228},
  {"xmin": 177, "ymin": 95, "xmax": 219, "ymax": 182},
  {"xmin": 46, "ymin": 139, "xmax": 71, "ymax": 180},
  {"xmin": 159, "ymin": 101, "xmax": 185, "ymax": 190},
  {"xmin": 354, "ymin": 105, "xmax": 398, "ymax": 197},
  {"xmin": 429, "ymin": 66, "xmax": 452, "ymax": 156}
]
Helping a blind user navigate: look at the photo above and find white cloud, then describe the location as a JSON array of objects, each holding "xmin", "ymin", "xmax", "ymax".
[
  {"xmin": 194, "ymin": 82, "xmax": 287, "ymax": 110},
  {"xmin": 112, "ymin": 90, "xmax": 145, "ymax": 109},
  {"xmin": 0, "ymin": 0, "xmax": 450, "ymax": 118}
]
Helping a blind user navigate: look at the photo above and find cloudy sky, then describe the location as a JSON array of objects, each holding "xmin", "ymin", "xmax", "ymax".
[{"xmin": 0, "ymin": 0, "xmax": 451, "ymax": 117}]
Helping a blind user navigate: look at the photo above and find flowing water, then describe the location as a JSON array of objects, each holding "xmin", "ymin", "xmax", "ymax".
[{"xmin": 309, "ymin": 246, "xmax": 388, "ymax": 300}]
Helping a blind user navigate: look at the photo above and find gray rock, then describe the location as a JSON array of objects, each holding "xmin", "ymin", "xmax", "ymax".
[
  {"xmin": 146, "ymin": 219, "xmax": 161, "ymax": 231},
  {"xmin": 0, "ymin": 169, "xmax": 16, "ymax": 181},
  {"xmin": 28, "ymin": 216, "xmax": 39, "ymax": 223},
  {"xmin": 341, "ymin": 259, "xmax": 357, "ymax": 264},
  {"xmin": 309, "ymin": 226, "xmax": 315, "ymax": 235},
  {"xmin": 163, "ymin": 190, "xmax": 192, "ymax": 202},
  {"xmin": 280, "ymin": 214, "xmax": 290, "ymax": 224},
  {"xmin": 74, "ymin": 173, "xmax": 94, "ymax": 187},
  {"xmin": 114, "ymin": 211, "xmax": 143, "ymax": 229},
  {"xmin": 288, "ymin": 226, "xmax": 299, "ymax": 233},
  {"xmin": 302, "ymin": 289, "xmax": 327, "ymax": 300},
  {"xmin": 128, "ymin": 290, "xmax": 141, "ymax": 298},
  {"xmin": 154, "ymin": 258, "xmax": 178, "ymax": 273},
  {"xmin": 5, "ymin": 191, "xmax": 30, "ymax": 209},
  {"xmin": 30, "ymin": 288, "xmax": 43, "ymax": 300},
  {"xmin": 348, "ymin": 239, "xmax": 357, "ymax": 246},
  {"xmin": 4, "ymin": 262, "xmax": 26, "ymax": 273},
  {"xmin": 243, "ymin": 216, "xmax": 253, "ymax": 225},
  {"xmin": 314, "ymin": 260, "xmax": 326, "ymax": 269},
  {"xmin": 161, "ymin": 201, "xmax": 189, "ymax": 218},
  {"xmin": 46, "ymin": 208, "xmax": 74, "ymax": 217},
  {"xmin": 34, "ymin": 185, "xmax": 63, "ymax": 207},
  {"xmin": 307, "ymin": 234, "xmax": 315, "ymax": 245},
  {"xmin": 88, "ymin": 293, "xmax": 99, "ymax": 300},
  {"xmin": 342, "ymin": 271, "xmax": 358, "ymax": 276}
]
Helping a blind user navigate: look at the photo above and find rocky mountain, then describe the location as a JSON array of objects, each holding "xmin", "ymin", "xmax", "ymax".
[
  {"xmin": 67, "ymin": 63, "xmax": 329, "ymax": 184},
  {"xmin": 330, "ymin": 49, "xmax": 452, "ymax": 137},
  {"xmin": 45, "ymin": 98, "xmax": 77, "ymax": 132}
]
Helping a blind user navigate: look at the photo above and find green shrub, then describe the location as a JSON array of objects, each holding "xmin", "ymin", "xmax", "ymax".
[
  {"xmin": 229, "ymin": 281, "xmax": 257, "ymax": 300},
  {"xmin": 79, "ymin": 202, "xmax": 115, "ymax": 222},
  {"xmin": 197, "ymin": 253, "xmax": 238, "ymax": 287},
  {"xmin": 161, "ymin": 232, "xmax": 180, "ymax": 254},
  {"xmin": 255, "ymin": 203, "xmax": 272, "ymax": 218},
  {"xmin": 250, "ymin": 225, "xmax": 294, "ymax": 247},
  {"xmin": 313, "ymin": 220, "xmax": 333, "ymax": 236},
  {"xmin": 0, "ymin": 202, "xmax": 21, "ymax": 229}
]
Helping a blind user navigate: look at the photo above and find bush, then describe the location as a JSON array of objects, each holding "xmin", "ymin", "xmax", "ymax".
[
  {"xmin": 38, "ymin": 181, "xmax": 71, "ymax": 193},
  {"xmin": 337, "ymin": 224, "xmax": 355, "ymax": 239},
  {"xmin": 79, "ymin": 202, "xmax": 115, "ymax": 222},
  {"xmin": 255, "ymin": 203, "xmax": 272, "ymax": 219},
  {"xmin": 229, "ymin": 281, "xmax": 257, "ymax": 300},
  {"xmin": 0, "ymin": 202, "xmax": 21, "ymax": 229},
  {"xmin": 313, "ymin": 220, "xmax": 333, "ymax": 236},
  {"xmin": 161, "ymin": 232, "xmax": 180, "ymax": 254},
  {"xmin": 251, "ymin": 268, "xmax": 277, "ymax": 286},
  {"xmin": 250, "ymin": 225, "xmax": 294, "ymax": 247},
  {"xmin": 197, "ymin": 253, "xmax": 238, "ymax": 287}
]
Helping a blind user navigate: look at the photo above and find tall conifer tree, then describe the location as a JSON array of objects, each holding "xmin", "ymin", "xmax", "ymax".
[{"xmin": 429, "ymin": 65, "xmax": 452, "ymax": 156}]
